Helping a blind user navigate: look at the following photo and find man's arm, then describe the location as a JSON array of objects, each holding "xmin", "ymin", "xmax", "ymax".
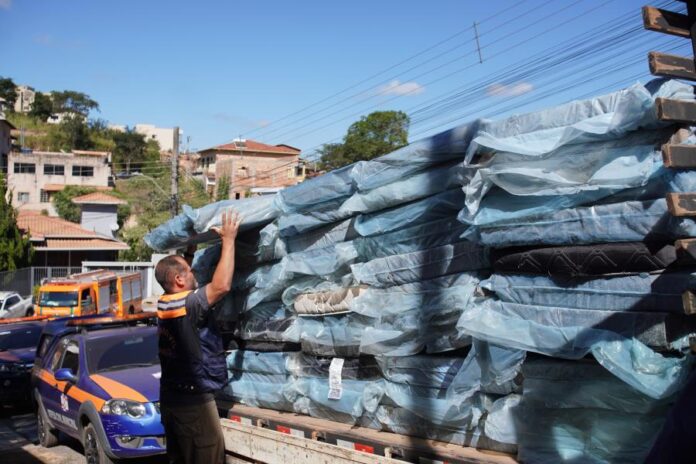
[{"xmin": 206, "ymin": 209, "xmax": 241, "ymax": 306}]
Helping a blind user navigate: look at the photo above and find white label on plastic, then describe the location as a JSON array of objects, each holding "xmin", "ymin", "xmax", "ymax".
[{"xmin": 328, "ymin": 357, "xmax": 344, "ymax": 400}]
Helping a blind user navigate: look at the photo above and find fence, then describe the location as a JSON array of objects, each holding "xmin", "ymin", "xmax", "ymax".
[{"xmin": 0, "ymin": 264, "xmax": 154, "ymax": 298}]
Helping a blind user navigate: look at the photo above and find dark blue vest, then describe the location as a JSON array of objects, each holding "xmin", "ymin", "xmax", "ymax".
[{"xmin": 157, "ymin": 290, "xmax": 227, "ymax": 394}]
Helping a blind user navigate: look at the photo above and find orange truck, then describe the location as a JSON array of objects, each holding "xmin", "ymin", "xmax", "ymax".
[{"xmin": 35, "ymin": 269, "xmax": 144, "ymax": 318}]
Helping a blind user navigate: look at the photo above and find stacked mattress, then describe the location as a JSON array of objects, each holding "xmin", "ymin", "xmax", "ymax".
[{"xmin": 146, "ymin": 78, "xmax": 696, "ymax": 462}]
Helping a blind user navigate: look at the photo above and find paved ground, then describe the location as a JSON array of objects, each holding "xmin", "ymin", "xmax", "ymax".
[
  {"xmin": 0, "ymin": 403, "xmax": 167, "ymax": 464},
  {"xmin": 1, "ymin": 403, "xmax": 84, "ymax": 464}
]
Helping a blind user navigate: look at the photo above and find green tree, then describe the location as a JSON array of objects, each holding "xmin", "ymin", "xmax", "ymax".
[
  {"xmin": 216, "ymin": 174, "xmax": 230, "ymax": 201},
  {"xmin": 318, "ymin": 111, "xmax": 409, "ymax": 170},
  {"xmin": 50, "ymin": 90, "xmax": 99, "ymax": 116},
  {"xmin": 0, "ymin": 77, "xmax": 17, "ymax": 111},
  {"xmin": 29, "ymin": 92, "xmax": 54, "ymax": 121},
  {"xmin": 113, "ymin": 128, "xmax": 147, "ymax": 173},
  {"xmin": 52, "ymin": 186, "xmax": 97, "ymax": 223},
  {"xmin": 48, "ymin": 114, "xmax": 91, "ymax": 150},
  {"xmin": 0, "ymin": 173, "xmax": 33, "ymax": 270}
]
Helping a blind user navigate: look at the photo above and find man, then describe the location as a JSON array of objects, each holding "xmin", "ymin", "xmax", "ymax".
[{"xmin": 155, "ymin": 210, "xmax": 241, "ymax": 464}]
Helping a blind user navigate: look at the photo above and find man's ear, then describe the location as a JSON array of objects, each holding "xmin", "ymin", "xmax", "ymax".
[{"xmin": 173, "ymin": 273, "xmax": 185, "ymax": 288}]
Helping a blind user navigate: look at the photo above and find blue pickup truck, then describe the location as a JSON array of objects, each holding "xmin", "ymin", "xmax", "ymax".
[
  {"xmin": 0, "ymin": 319, "xmax": 46, "ymax": 404},
  {"xmin": 31, "ymin": 316, "xmax": 165, "ymax": 463}
]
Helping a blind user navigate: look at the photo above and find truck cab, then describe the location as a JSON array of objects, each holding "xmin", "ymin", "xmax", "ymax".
[{"xmin": 36, "ymin": 270, "xmax": 143, "ymax": 318}]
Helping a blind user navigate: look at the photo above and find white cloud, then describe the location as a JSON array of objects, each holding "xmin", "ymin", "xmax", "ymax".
[
  {"xmin": 0, "ymin": 0, "xmax": 11, "ymax": 10},
  {"xmin": 486, "ymin": 82, "xmax": 534, "ymax": 97},
  {"xmin": 377, "ymin": 80, "xmax": 425, "ymax": 96}
]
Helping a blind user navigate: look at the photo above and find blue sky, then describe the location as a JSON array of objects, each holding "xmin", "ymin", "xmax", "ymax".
[{"xmin": 0, "ymin": 0, "xmax": 689, "ymax": 157}]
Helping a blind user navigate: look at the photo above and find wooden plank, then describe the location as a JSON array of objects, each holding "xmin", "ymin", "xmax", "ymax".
[
  {"xmin": 224, "ymin": 404, "xmax": 517, "ymax": 464},
  {"xmin": 663, "ymin": 144, "xmax": 696, "ymax": 168},
  {"xmin": 643, "ymin": 6, "xmax": 692, "ymax": 37},
  {"xmin": 667, "ymin": 192, "xmax": 696, "ymax": 216},
  {"xmin": 649, "ymin": 51, "xmax": 696, "ymax": 80},
  {"xmin": 683, "ymin": 290, "xmax": 696, "ymax": 315},
  {"xmin": 656, "ymin": 98, "xmax": 696, "ymax": 124}
]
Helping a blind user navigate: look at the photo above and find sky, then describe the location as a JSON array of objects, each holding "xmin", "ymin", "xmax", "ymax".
[{"xmin": 0, "ymin": 0, "xmax": 690, "ymax": 158}]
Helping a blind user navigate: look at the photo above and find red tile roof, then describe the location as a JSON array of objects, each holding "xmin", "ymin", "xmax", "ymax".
[
  {"xmin": 38, "ymin": 239, "xmax": 130, "ymax": 251},
  {"xmin": 18, "ymin": 211, "xmax": 97, "ymax": 240},
  {"xmin": 72, "ymin": 192, "xmax": 127, "ymax": 205},
  {"xmin": 17, "ymin": 211, "xmax": 129, "ymax": 251},
  {"xmin": 201, "ymin": 139, "xmax": 301, "ymax": 155}
]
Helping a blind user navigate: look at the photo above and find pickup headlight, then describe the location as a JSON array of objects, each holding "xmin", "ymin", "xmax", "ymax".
[{"xmin": 101, "ymin": 399, "xmax": 147, "ymax": 418}]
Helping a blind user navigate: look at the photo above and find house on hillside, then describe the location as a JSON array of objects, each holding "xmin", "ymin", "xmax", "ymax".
[
  {"xmin": 7, "ymin": 150, "xmax": 113, "ymax": 215},
  {"xmin": 71, "ymin": 191, "xmax": 127, "ymax": 239},
  {"xmin": 17, "ymin": 211, "xmax": 129, "ymax": 267},
  {"xmin": 197, "ymin": 138, "xmax": 305, "ymax": 199},
  {"xmin": 14, "ymin": 85, "xmax": 36, "ymax": 113}
]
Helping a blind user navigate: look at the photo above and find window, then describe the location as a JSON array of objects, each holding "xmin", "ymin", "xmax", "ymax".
[
  {"xmin": 72, "ymin": 165, "xmax": 94, "ymax": 177},
  {"xmin": 13, "ymin": 163, "xmax": 35, "ymax": 174},
  {"xmin": 5, "ymin": 295, "xmax": 20, "ymax": 308},
  {"xmin": 132, "ymin": 279, "xmax": 141, "ymax": 299},
  {"xmin": 44, "ymin": 164, "xmax": 65, "ymax": 175},
  {"xmin": 40, "ymin": 190, "xmax": 49, "ymax": 203},
  {"xmin": 60, "ymin": 342, "xmax": 80, "ymax": 374},
  {"xmin": 17, "ymin": 192, "xmax": 29, "ymax": 203}
]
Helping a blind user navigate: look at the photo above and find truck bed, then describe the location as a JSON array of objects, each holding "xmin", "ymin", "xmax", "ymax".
[{"xmin": 219, "ymin": 403, "xmax": 517, "ymax": 464}]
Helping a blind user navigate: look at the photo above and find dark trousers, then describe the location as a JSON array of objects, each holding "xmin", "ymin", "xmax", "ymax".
[{"xmin": 161, "ymin": 400, "xmax": 225, "ymax": 464}]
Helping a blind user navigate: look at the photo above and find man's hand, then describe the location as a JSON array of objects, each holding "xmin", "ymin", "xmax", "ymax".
[{"xmin": 211, "ymin": 209, "xmax": 241, "ymax": 243}]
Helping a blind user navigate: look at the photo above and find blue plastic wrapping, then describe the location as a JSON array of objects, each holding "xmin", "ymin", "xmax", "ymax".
[
  {"xmin": 282, "ymin": 218, "xmax": 358, "ymax": 254},
  {"xmin": 286, "ymin": 377, "xmax": 385, "ymax": 424},
  {"xmin": 463, "ymin": 128, "xmax": 672, "ymax": 218},
  {"xmin": 227, "ymin": 349, "xmax": 299, "ymax": 375},
  {"xmin": 354, "ymin": 188, "xmax": 464, "ymax": 237},
  {"xmin": 351, "ymin": 120, "xmax": 480, "ymax": 191},
  {"xmin": 473, "ymin": 197, "xmax": 696, "ymax": 247},
  {"xmin": 457, "ymin": 297, "xmax": 693, "ymax": 399},
  {"xmin": 234, "ymin": 302, "xmax": 300, "ymax": 342},
  {"xmin": 277, "ymin": 197, "xmax": 356, "ymax": 237},
  {"xmin": 275, "ymin": 164, "xmax": 356, "ymax": 214},
  {"xmin": 143, "ymin": 212, "xmax": 195, "ymax": 252},
  {"xmin": 340, "ymin": 161, "xmax": 465, "ymax": 214},
  {"xmin": 481, "ymin": 271, "xmax": 695, "ymax": 313},
  {"xmin": 350, "ymin": 241, "xmax": 488, "ymax": 288},
  {"xmin": 465, "ymin": 79, "xmax": 694, "ymax": 162}
]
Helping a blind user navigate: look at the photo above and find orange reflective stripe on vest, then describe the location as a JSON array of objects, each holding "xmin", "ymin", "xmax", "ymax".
[{"xmin": 157, "ymin": 290, "xmax": 192, "ymax": 320}]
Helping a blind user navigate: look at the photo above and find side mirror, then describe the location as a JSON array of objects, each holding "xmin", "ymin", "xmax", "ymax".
[{"xmin": 55, "ymin": 368, "xmax": 77, "ymax": 383}]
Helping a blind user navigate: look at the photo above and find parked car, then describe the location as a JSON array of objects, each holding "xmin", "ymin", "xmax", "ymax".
[
  {"xmin": 32, "ymin": 317, "xmax": 164, "ymax": 463},
  {"xmin": 0, "ymin": 320, "xmax": 46, "ymax": 404},
  {"xmin": 0, "ymin": 291, "xmax": 34, "ymax": 318}
]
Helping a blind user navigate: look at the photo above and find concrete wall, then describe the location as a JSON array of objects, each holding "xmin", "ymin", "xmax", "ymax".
[
  {"xmin": 8, "ymin": 151, "xmax": 111, "ymax": 212},
  {"xmin": 134, "ymin": 124, "xmax": 176, "ymax": 152},
  {"xmin": 80, "ymin": 204, "xmax": 119, "ymax": 238}
]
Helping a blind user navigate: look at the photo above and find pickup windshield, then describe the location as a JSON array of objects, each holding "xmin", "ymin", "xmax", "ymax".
[
  {"xmin": 86, "ymin": 329, "xmax": 159, "ymax": 373},
  {"xmin": 39, "ymin": 291, "xmax": 78, "ymax": 307}
]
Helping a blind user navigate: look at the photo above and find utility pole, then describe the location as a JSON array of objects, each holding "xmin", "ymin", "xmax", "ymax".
[{"xmin": 170, "ymin": 127, "xmax": 179, "ymax": 217}]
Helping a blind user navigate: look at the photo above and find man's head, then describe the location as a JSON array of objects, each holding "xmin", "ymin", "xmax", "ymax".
[{"xmin": 155, "ymin": 255, "xmax": 198, "ymax": 294}]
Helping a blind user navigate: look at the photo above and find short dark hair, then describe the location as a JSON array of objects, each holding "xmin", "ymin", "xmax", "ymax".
[{"xmin": 155, "ymin": 255, "xmax": 187, "ymax": 293}]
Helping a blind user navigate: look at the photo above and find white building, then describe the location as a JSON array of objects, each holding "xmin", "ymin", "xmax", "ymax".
[
  {"xmin": 14, "ymin": 86, "xmax": 36, "ymax": 113},
  {"xmin": 109, "ymin": 123, "xmax": 178, "ymax": 152}
]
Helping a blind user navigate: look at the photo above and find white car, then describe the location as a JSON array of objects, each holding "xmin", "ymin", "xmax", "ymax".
[{"xmin": 0, "ymin": 291, "xmax": 34, "ymax": 318}]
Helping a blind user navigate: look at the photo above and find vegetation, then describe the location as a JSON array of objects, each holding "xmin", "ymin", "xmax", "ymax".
[
  {"xmin": 318, "ymin": 110, "xmax": 410, "ymax": 170},
  {"xmin": 0, "ymin": 173, "xmax": 33, "ymax": 270},
  {"xmin": 0, "ymin": 76, "xmax": 17, "ymax": 109},
  {"xmin": 216, "ymin": 174, "xmax": 230, "ymax": 201}
]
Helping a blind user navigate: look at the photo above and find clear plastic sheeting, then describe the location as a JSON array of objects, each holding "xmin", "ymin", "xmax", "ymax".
[
  {"xmin": 289, "ymin": 354, "xmax": 382, "ymax": 380},
  {"xmin": 464, "ymin": 128, "xmax": 672, "ymax": 218},
  {"xmin": 354, "ymin": 188, "xmax": 464, "ymax": 237},
  {"xmin": 282, "ymin": 218, "xmax": 358, "ymax": 254},
  {"xmin": 340, "ymin": 161, "xmax": 465, "ymax": 214},
  {"xmin": 234, "ymin": 302, "xmax": 300, "ymax": 343},
  {"xmin": 472, "ymin": 197, "xmax": 696, "ymax": 248},
  {"xmin": 457, "ymin": 298, "xmax": 693, "ymax": 398},
  {"xmin": 293, "ymin": 286, "xmax": 366, "ymax": 316},
  {"xmin": 465, "ymin": 79, "xmax": 694, "ymax": 161},
  {"xmin": 226, "ymin": 349, "xmax": 298, "ymax": 375},
  {"xmin": 275, "ymin": 164, "xmax": 356, "ymax": 214},
  {"xmin": 351, "ymin": 120, "xmax": 480, "ymax": 191},
  {"xmin": 481, "ymin": 271, "xmax": 695, "ymax": 313},
  {"xmin": 350, "ymin": 241, "xmax": 488, "ymax": 288},
  {"xmin": 514, "ymin": 405, "xmax": 666, "ymax": 464}
]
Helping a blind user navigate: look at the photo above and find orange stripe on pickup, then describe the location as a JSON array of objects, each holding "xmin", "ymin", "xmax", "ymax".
[
  {"xmin": 157, "ymin": 308, "xmax": 187, "ymax": 319},
  {"xmin": 91, "ymin": 374, "xmax": 148, "ymax": 403}
]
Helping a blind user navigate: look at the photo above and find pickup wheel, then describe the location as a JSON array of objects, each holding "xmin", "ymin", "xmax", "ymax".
[
  {"xmin": 37, "ymin": 401, "xmax": 59, "ymax": 448},
  {"xmin": 83, "ymin": 422, "xmax": 115, "ymax": 464},
  {"xmin": 25, "ymin": 308, "xmax": 34, "ymax": 317}
]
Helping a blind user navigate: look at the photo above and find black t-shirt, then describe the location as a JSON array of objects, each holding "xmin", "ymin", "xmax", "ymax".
[{"xmin": 160, "ymin": 285, "xmax": 216, "ymax": 406}]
